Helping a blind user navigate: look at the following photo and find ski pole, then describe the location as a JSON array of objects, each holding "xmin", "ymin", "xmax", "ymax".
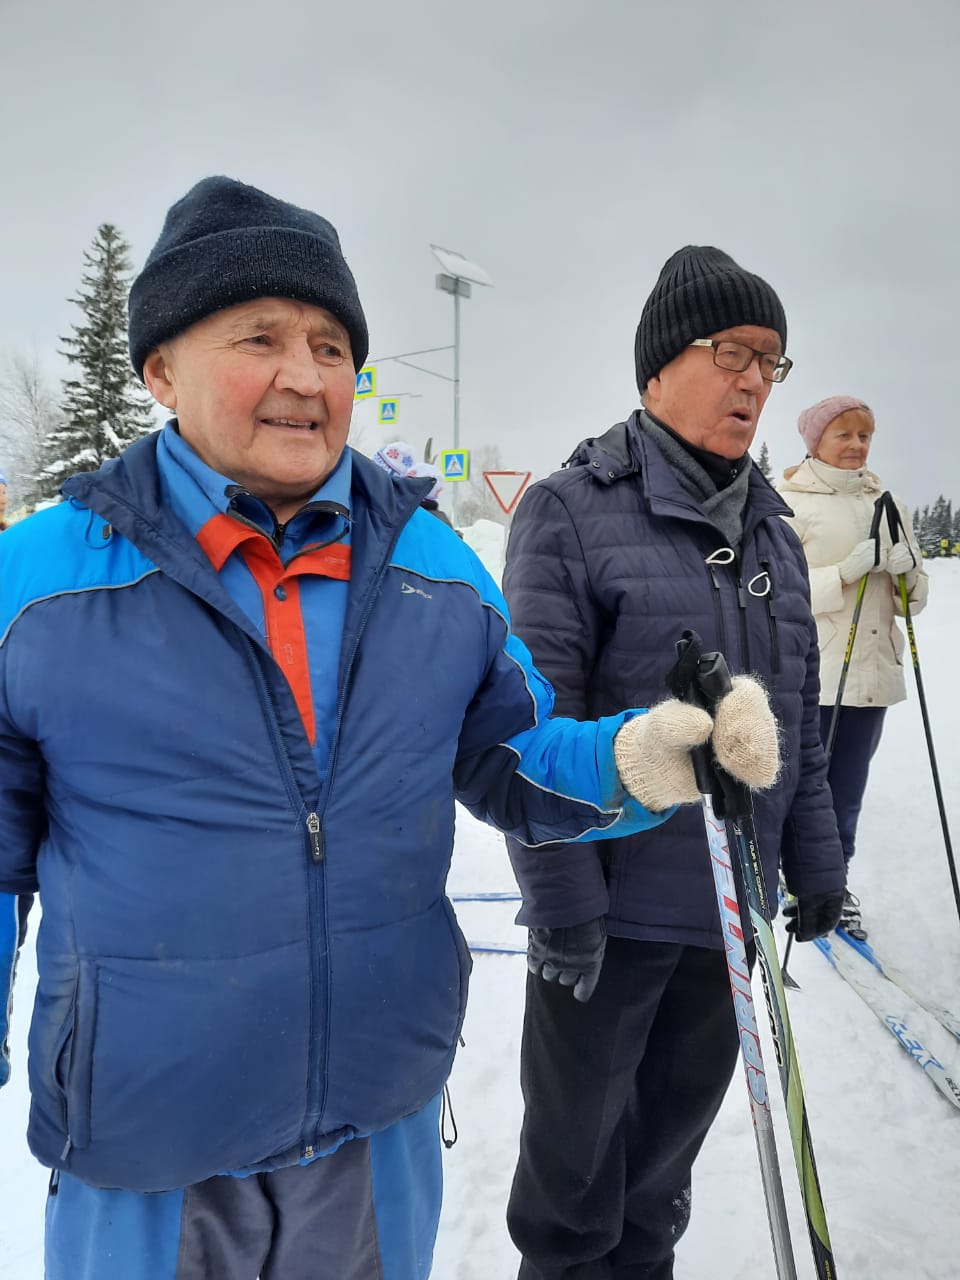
[
  {"xmin": 782, "ymin": 492, "xmax": 887, "ymax": 987},
  {"xmin": 669, "ymin": 634, "xmax": 798, "ymax": 1280},
  {"xmin": 823, "ymin": 492, "xmax": 887, "ymax": 759},
  {"xmin": 881, "ymin": 492, "xmax": 960, "ymax": 927},
  {"xmin": 779, "ymin": 915, "xmax": 799, "ymax": 991},
  {"xmin": 672, "ymin": 631, "xmax": 838, "ymax": 1280}
]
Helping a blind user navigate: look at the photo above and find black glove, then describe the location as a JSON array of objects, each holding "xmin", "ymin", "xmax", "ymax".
[
  {"xmin": 782, "ymin": 890, "xmax": 845, "ymax": 942},
  {"xmin": 527, "ymin": 918, "xmax": 607, "ymax": 1003}
]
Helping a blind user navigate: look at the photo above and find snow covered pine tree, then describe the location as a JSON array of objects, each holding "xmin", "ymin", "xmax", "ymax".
[{"xmin": 38, "ymin": 224, "xmax": 156, "ymax": 499}]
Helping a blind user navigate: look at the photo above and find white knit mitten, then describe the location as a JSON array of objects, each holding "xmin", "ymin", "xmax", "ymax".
[
  {"xmin": 711, "ymin": 676, "xmax": 781, "ymax": 790},
  {"xmin": 613, "ymin": 701, "xmax": 713, "ymax": 811},
  {"xmin": 838, "ymin": 540, "xmax": 885, "ymax": 584},
  {"xmin": 886, "ymin": 542, "xmax": 918, "ymax": 578}
]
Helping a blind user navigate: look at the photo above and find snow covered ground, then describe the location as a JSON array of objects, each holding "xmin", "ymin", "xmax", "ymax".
[{"xmin": 2, "ymin": 562, "xmax": 959, "ymax": 1277}]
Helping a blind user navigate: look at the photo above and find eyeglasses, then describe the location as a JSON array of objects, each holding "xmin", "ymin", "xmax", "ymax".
[{"xmin": 688, "ymin": 339, "xmax": 793, "ymax": 384}]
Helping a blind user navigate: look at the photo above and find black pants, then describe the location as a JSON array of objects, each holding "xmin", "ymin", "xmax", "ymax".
[
  {"xmin": 819, "ymin": 704, "xmax": 887, "ymax": 865},
  {"xmin": 507, "ymin": 938, "xmax": 741, "ymax": 1279}
]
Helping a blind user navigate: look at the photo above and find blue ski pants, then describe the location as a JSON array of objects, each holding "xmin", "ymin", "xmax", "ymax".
[
  {"xmin": 44, "ymin": 1094, "xmax": 443, "ymax": 1280},
  {"xmin": 819, "ymin": 704, "xmax": 887, "ymax": 865}
]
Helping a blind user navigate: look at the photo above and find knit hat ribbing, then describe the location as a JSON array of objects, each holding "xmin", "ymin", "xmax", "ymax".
[
  {"xmin": 635, "ymin": 246, "xmax": 787, "ymax": 392},
  {"xmin": 797, "ymin": 395, "xmax": 873, "ymax": 456},
  {"xmin": 128, "ymin": 176, "xmax": 369, "ymax": 378}
]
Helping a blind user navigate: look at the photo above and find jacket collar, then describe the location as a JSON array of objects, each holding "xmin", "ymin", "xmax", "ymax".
[
  {"xmin": 62, "ymin": 433, "xmax": 432, "ymax": 622},
  {"xmin": 780, "ymin": 456, "xmax": 881, "ymax": 496},
  {"xmin": 567, "ymin": 410, "xmax": 793, "ymax": 527}
]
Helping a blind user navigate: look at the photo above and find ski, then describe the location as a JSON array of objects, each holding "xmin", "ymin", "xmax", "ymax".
[
  {"xmin": 466, "ymin": 941, "xmax": 524, "ymax": 955},
  {"xmin": 834, "ymin": 929, "xmax": 960, "ymax": 1043},
  {"xmin": 450, "ymin": 892, "xmax": 521, "ymax": 903},
  {"xmin": 814, "ymin": 935, "xmax": 960, "ymax": 1111}
]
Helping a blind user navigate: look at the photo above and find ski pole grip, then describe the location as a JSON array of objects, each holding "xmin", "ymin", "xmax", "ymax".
[
  {"xmin": 693, "ymin": 651, "xmax": 734, "ymax": 709},
  {"xmin": 881, "ymin": 489, "xmax": 904, "ymax": 545},
  {"xmin": 691, "ymin": 649, "xmax": 753, "ymax": 820},
  {"xmin": 668, "ymin": 631, "xmax": 713, "ymax": 795},
  {"xmin": 868, "ymin": 493, "xmax": 886, "ymax": 566}
]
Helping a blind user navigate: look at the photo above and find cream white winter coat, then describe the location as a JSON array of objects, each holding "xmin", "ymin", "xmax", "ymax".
[{"xmin": 778, "ymin": 458, "xmax": 928, "ymax": 707}]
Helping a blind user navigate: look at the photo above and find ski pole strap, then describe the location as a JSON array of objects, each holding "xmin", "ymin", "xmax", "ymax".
[
  {"xmin": 868, "ymin": 491, "xmax": 886, "ymax": 565},
  {"xmin": 882, "ymin": 490, "xmax": 918, "ymax": 569},
  {"xmin": 882, "ymin": 489, "xmax": 902, "ymax": 543},
  {"xmin": 665, "ymin": 629, "xmax": 752, "ymax": 820}
]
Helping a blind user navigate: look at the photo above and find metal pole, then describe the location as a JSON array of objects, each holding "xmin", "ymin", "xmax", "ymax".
[{"xmin": 452, "ymin": 282, "xmax": 462, "ymax": 526}]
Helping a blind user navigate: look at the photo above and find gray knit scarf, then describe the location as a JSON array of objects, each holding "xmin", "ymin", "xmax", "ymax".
[{"xmin": 637, "ymin": 411, "xmax": 752, "ymax": 550}]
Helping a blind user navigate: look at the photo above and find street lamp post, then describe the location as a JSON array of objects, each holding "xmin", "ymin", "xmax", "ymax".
[{"xmin": 431, "ymin": 245, "xmax": 492, "ymax": 524}]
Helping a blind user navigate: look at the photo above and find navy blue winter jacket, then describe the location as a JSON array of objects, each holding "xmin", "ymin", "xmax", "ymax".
[
  {"xmin": 0, "ymin": 434, "xmax": 668, "ymax": 1192},
  {"xmin": 503, "ymin": 413, "xmax": 845, "ymax": 947}
]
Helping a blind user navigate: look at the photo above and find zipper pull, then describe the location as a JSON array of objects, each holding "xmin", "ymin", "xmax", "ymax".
[{"xmin": 307, "ymin": 812, "xmax": 323, "ymax": 862}]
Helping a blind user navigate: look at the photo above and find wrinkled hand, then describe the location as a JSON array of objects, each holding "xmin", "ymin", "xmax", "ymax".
[
  {"xmin": 838, "ymin": 540, "xmax": 885, "ymax": 584},
  {"xmin": 886, "ymin": 542, "xmax": 918, "ymax": 579},
  {"xmin": 782, "ymin": 890, "xmax": 845, "ymax": 942},
  {"xmin": 614, "ymin": 678, "xmax": 780, "ymax": 812},
  {"xmin": 527, "ymin": 918, "xmax": 607, "ymax": 1003}
]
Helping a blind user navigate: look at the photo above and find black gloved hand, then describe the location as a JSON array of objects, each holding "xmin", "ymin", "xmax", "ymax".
[
  {"xmin": 527, "ymin": 918, "xmax": 607, "ymax": 1003},
  {"xmin": 782, "ymin": 890, "xmax": 845, "ymax": 942}
]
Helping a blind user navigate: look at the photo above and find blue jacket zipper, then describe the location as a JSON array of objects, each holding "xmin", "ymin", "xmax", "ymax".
[
  {"xmin": 236, "ymin": 633, "xmax": 327, "ymax": 1156},
  {"xmin": 304, "ymin": 513, "xmax": 413, "ymax": 1145}
]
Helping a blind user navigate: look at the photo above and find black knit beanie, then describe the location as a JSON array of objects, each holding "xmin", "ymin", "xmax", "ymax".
[
  {"xmin": 128, "ymin": 176, "xmax": 369, "ymax": 377},
  {"xmin": 634, "ymin": 246, "xmax": 786, "ymax": 392}
]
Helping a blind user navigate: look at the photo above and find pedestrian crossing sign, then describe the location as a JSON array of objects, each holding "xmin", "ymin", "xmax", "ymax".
[
  {"xmin": 440, "ymin": 449, "xmax": 469, "ymax": 482},
  {"xmin": 355, "ymin": 367, "xmax": 376, "ymax": 399},
  {"xmin": 378, "ymin": 399, "xmax": 399, "ymax": 424}
]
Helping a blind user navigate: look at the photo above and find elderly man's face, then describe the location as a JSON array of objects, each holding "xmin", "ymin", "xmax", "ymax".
[
  {"xmin": 142, "ymin": 299, "xmax": 356, "ymax": 522},
  {"xmin": 644, "ymin": 325, "xmax": 780, "ymax": 460}
]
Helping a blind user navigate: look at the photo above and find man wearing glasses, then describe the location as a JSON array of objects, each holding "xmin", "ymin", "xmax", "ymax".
[{"xmin": 503, "ymin": 246, "xmax": 845, "ymax": 1279}]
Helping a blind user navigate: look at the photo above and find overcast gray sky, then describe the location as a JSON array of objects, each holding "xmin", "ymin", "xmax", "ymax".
[{"xmin": 2, "ymin": 0, "xmax": 957, "ymax": 507}]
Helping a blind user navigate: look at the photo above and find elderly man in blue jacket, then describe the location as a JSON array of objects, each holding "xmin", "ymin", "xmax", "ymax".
[
  {"xmin": 503, "ymin": 246, "xmax": 847, "ymax": 1280},
  {"xmin": 0, "ymin": 187, "xmax": 781, "ymax": 1280}
]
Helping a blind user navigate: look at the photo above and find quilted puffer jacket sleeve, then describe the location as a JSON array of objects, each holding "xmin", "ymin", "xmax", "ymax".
[{"xmin": 498, "ymin": 481, "xmax": 614, "ymax": 926}]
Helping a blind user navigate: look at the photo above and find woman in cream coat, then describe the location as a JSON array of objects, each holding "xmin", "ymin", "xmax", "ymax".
[{"xmin": 779, "ymin": 395, "xmax": 928, "ymax": 937}]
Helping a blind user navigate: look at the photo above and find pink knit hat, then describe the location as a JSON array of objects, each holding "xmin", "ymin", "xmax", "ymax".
[{"xmin": 797, "ymin": 396, "xmax": 873, "ymax": 456}]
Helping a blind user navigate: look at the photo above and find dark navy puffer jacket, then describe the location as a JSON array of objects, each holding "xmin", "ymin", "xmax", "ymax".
[{"xmin": 503, "ymin": 412, "xmax": 845, "ymax": 948}]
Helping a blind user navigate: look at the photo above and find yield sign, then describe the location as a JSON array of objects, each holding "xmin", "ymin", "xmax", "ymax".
[{"xmin": 483, "ymin": 470, "xmax": 532, "ymax": 515}]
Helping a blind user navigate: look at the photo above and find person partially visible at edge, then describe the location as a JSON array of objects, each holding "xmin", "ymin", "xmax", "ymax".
[
  {"xmin": 778, "ymin": 396, "xmax": 928, "ymax": 939},
  {"xmin": 410, "ymin": 461, "xmax": 454, "ymax": 528},
  {"xmin": 373, "ymin": 441, "xmax": 454, "ymax": 528},
  {"xmin": 0, "ymin": 183, "xmax": 781, "ymax": 1280},
  {"xmin": 0, "ymin": 473, "xmax": 8, "ymax": 529},
  {"xmin": 501, "ymin": 245, "xmax": 846, "ymax": 1280}
]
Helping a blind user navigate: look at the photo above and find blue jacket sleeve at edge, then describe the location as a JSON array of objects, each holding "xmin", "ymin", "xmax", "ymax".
[{"xmin": 0, "ymin": 893, "xmax": 32, "ymax": 1087}]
